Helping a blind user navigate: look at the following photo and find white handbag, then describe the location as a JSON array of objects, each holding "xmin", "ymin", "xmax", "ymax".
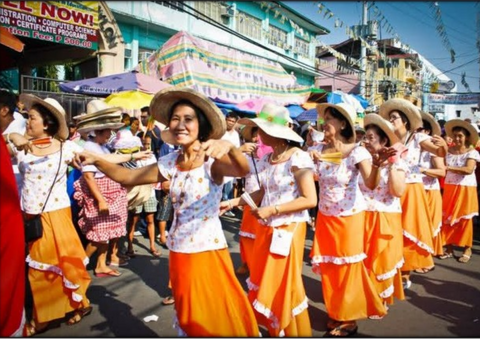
[{"xmin": 269, "ymin": 223, "xmax": 298, "ymax": 257}]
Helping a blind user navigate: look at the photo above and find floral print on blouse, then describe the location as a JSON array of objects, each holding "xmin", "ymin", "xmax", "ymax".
[
  {"xmin": 404, "ymin": 132, "xmax": 430, "ymax": 184},
  {"xmin": 16, "ymin": 141, "xmax": 82, "ymax": 214},
  {"xmin": 158, "ymin": 152, "xmax": 227, "ymax": 253},
  {"xmin": 445, "ymin": 149, "xmax": 480, "ymax": 187},
  {"xmin": 309, "ymin": 144, "xmax": 370, "ymax": 217},
  {"xmin": 257, "ymin": 149, "xmax": 314, "ymax": 227},
  {"xmin": 419, "ymin": 150, "xmax": 440, "ymax": 190}
]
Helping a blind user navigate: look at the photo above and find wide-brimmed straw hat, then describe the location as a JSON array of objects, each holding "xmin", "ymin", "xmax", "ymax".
[
  {"xmin": 112, "ymin": 129, "xmax": 143, "ymax": 151},
  {"xmin": 316, "ymin": 102, "xmax": 357, "ymax": 143},
  {"xmin": 444, "ymin": 119, "xmax": 479, "ymax": 146},
  {"xmin": 420, "ymin": 111, "xmax": 441, "ymax": 136},
  {"xmin": 379, "ymin": 98, "xmax": 422, "ymax": 133},
  {"xmin": 364, "ymin": 113, "xmax": 399, "ymax": 146},
  {"xmin": 20, "ymin": 94, "xmax": 68, "ymax": 141},
  {"xmin": 150, "ymin": 87, "xmax": 226, "ymax": 143},
  {"xmin": 76, "ymin": 100, "xmax": 124, "ymax": 133},
  {"xmin": 239, "ymin": 125, "xmax": 259, "ymax": 142},
  {"xmin": 237, "ymin": 103, "xmax": 303, "ymax": 143}
]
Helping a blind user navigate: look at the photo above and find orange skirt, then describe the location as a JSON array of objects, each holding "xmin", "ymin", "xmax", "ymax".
[
  {"xmin": 400, "ymin": 183, "xmax": 434, "ymax": 271},
  {"xmin": 239, "ymin": 205, "xmax": 259, "ymax": 267},
  {"xmin": 425, "ymin": 189, "xmax": 444, "ymax": 256},
  {"xmin": 248, "ymin": 222, "xmax": 311, "ymax": 337},
  {"xmin": 364, "ymin": 211, "xmax": 405, "ymax": 304},
  {"xmin": 27, "ymin": 207, "xmax": 91, "ymax": 324},
  {"xmin": 169, "ymin": 248, "xmax": 259, "ymax": 337},
  {"xmin": 311, "ymin": 212, "xmax": 387, "ymax": 321},
  {"xmin": 442, "ymin": 184, "xmax": 477, "ymax": 248}
]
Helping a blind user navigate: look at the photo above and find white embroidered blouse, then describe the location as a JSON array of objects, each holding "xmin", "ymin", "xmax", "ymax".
[
  {"xmin": 158, "ymin": 152, "xmax": 228, "ymax": 253},
  {"xmin": 445, "ymin": 149, "xmax": 480, "ymax": 187}
]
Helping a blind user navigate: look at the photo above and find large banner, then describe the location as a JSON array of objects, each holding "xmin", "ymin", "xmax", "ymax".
[
  {"xmin": 0, "ymin": 1, "xmax": 98, "ymax": 50},
  {"xmin": 136, "ymin": 31, "xmax": 311, "ymax": 106},
  {"xmin": 428, "ymin": 93, "xmax": 480, "ymax": 105}
]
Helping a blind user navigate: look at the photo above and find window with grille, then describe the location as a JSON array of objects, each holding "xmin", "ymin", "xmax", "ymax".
[
  {"xmin": 268, "ymin": 25, "xmax": 287, "ymax": 48},
  {"xmin": 294, "ymin": 37, "xmax": 309, "ymax": 58},
  {"xmin": 194, "ymin": 1, "xmax": 223, "ymax": 23},
  {"xmin": 153, "ymin": 1, "xmax": 184, "ymax": 10},
  {"xmin": 235, "ymin": 11, "xmax": 262, "ymax": 40}
]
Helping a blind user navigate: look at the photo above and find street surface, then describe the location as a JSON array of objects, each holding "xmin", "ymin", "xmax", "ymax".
[{"xmin": 35, "ymin": 210, "xmax": 480, "ymax": 337}]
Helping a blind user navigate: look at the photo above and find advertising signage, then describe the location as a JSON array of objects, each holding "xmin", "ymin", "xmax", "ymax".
[{"xmin": 0, "ymin": 1, "xmax": 98, "ymax": 50}]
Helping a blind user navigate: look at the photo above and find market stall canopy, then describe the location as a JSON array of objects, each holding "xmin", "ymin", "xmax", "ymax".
[
  {"xmin": 59, "ymin": 71, "xmax": 171, "ymax": 96},
  {"xmin": 0, "ymin": 26, "xmax": 24, "ymax": 52},
  {"xmin": 104, "ymin": 90, "xmax": 154, "ymax": 110},
  {"xmin": 136, "ymin": 31, "xmax": 312, "ymax": 106}
]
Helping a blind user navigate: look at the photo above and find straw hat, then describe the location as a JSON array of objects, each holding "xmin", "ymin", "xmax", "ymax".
[
  {"xmin": 444, "ymin": 119, "xmax": 479, "ymax": 146},
  {"xmin": 239, "ymin": 125, "xmax": 258, "ymax": 142},
  {"xmin": 316, "ymin": 102, "xmax": 357, "ymax": 143},
  {"xmin": 420, "ymin": 111, "xmax": 441, "ymax": 137},
  {"xmin": 237, "ymin": 103, "xmax": 303, "ymax": 143},
  {"xmin": 20, "ymin": 94, "xmax": 68, "ymax": 141},
  {"xmin": 150, "ymin": 87, "xmax": 226, "ymax": 142},
  {"xmin": 364, "ymin": 113, "xmax": 399, "ymax": 146},
  {"xmin": 112, "ymin": 129, "xmax": 143, "ymax": 151},
  {"xmin": 378, "ymin": 98, "xmax": 422, "ymax": 132},
  {"xmin": 76, "ymin": 100, "xmax": 124, "ymax": 133}
]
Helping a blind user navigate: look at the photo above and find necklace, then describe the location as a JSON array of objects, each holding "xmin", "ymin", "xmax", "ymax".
[
  {"xmin": 33, "ymin": 142, "xmax": 53, "ymax": 149},
  {"xmin": 270, "ymin": 144, "xmax": 290, "ymax": 164}
]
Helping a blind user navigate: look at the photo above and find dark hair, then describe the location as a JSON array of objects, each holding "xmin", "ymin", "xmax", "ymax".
[
  {"xmin": 226, "ymin": 112, "xmax": 239, "ymax": 121},
  {"xmin": 140, "ymin": 106, "xmax": 150, "ymax": 114},
  {"xmin": 421, "ymin": 119, "xmax": 432, "ymax": 135},
  {"xmin": 327, "ymin": 107, "xmax": 354, "ymax": 141},
  {"xmin": 168, "ymin": 99, "xmax": 212, "ymax": 142},
  {"xmin": 130, "ymin": 117, "xmax": 139, "ymax": 124},
  {"xmin": 392, "ymin": 110, "xmax": 410, "ymax": 131},
  {"xmin": 0, "ymin": 90, "xmax": 16, "ymax": 115},
  {"xmin": 121, "ymin": 113, "xmax": 130, "ymax": 121},
  {"xmin": 452, "ymin": 126, "xmax": 471, "ymax": 144},
  {"xmin": 365, "ymin": 124, "xmax": 390, "ymax": 147},
  {"xmin": 32, "ymin": 103, "xmax": 59, "ymax": 137}
]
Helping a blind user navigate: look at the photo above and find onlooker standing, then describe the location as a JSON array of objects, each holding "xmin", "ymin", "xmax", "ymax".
[
  {"xmin": 441, "ymin": 119, "xmax": 480, "ymax": 263},
  {"xmin": 221, "ymin": 112, "xmax": 241, "ymax": 216},
  {"xmin": 139, "ymin": 106, "xmax": 163, "ymax": 159}
]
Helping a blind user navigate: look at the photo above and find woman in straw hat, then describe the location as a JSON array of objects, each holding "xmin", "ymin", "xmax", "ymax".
[
  {"xmin": 379, "ymin": 98, "xmax": 447, "ymax": 289},
  {"xmin": 417, "ymin": 112, "xmax": 446, "ymax": 270},
  {"xmin": 440, "ymin": 119, "xmax": 480, "ymax": 263},
  {"xmin": 359, "ymin": 114, "xmax": 407, "ymax": 311},
  {"xmin": 221, "ymin": 102, "xmax": 317, "ymax": 337},
  {"xmin": 73, "ymin": 88, "xmax": 259, "ymax": 337},
  {"xmin": 4, "ymin": 94, "xmax": 92, "ymax": 335},
  {"xmin": 309, "ymin": 103, "xmax": 392, "ymax": 337},
  {"xmin": 73, "ymin": 100, "xmax": 146, "ymax": 277}
]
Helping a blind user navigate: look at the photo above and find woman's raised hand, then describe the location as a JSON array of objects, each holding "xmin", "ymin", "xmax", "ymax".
[
  {"xmin": 9, "ymin": 133, "xmax": 32, "ymax": 154},
  {"xmin": 198, "ymin": 139, "xmax": 234, "ymax": 159}
]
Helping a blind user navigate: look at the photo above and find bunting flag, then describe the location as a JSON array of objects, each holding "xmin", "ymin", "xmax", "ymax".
[
  {"xmin": 429, "ymin": 2, "xmax": 456, "ymax": 63},
  {"xmin": 135, "ymin": 31, "xmax": 312, "ymax": 106}
]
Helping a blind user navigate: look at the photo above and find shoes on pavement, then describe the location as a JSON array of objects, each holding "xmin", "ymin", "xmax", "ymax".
[
  {"xmin": 402, "ymin": 279, "xmax": 412, "ymax": 290},
  {"xmin": 134, "ymin": 231, "xmax": 142, "ymax": 236}
]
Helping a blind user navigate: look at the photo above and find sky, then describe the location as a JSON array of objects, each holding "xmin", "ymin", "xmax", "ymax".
[{"xmin": 284, "ymin": 1, "xmax": 480, "ymax": 93}]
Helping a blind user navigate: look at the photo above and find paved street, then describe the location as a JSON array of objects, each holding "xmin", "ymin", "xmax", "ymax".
[{"xmin": 36, "ymin": 210, "xmax": 480, "ymax": 337}]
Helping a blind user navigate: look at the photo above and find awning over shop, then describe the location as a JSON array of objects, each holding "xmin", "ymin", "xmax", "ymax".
[
  {"xmin": 0, "ymin": 26, "xmax": 24, "ymax": 52},
  {"xmin": 136, "ymin": 31, "xmax": 312, "ymax": 106}
]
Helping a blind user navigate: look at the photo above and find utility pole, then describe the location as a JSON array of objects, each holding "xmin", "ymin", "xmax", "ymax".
[{"xmin": 359, "ymin": 1, "xmax": 368, "ymax": 97}]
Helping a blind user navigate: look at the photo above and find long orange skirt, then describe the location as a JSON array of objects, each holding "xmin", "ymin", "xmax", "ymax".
[
  {"xmin": 248, "ymin": 222, "xmax": 311, "ymax": 337},
  {"xmin": 442, "ymin": 184, "xmax": 478, "ymax": 248},
  {"xmin": 425, "ymin": 189, "xmax": 444, "ymax": 256},
  {"xmin": 27, "ymin": 207, "xmax": 91, "ymax": 324},
  {"xmin": 400, "ymin": 183, "xmax": 434, "ymax": 271},
  {"xmin": 364, "ymin": 211, "xmax": 405, "ymax": 304},
  {"xmin": 169, "ymin": 248, "xmax": 259, "ymax": 337},
  {"xmin": 239, "ymin": 205, "xmax": 259, "ymax": 267},
  {"xmin": 311, "ymin": 212, "xmax": 387, "ymax": 321}
]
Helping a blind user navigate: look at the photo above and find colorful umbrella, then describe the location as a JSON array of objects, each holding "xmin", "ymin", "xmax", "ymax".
[{"xmin": 104, "ymin": 90, "xmax": 154, "ymax": 110}]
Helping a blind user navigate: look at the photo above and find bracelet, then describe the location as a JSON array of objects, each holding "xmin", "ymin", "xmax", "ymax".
[
  {"xmin": 6, "ymin": 133, "xmax": 11, "ymax": 144},
  {"xmin": 227, "ymin": 200, "xmax": 233, "ymax": 210},
  {"xmin": 274, "ymin": 205, "xmax": 280, "ymax": 215}
]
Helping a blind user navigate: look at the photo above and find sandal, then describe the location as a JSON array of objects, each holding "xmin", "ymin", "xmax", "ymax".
[
  {"xmin": 162, "ymin": 295, "xmax": 175, "ymax": 305},
  {"xmin": 458, "ymin": 254, "xmax": 471, "ymax": 263},
  {"xmin": 414, "ymin": 266, "xmax": 435, "ymax": 274},
  {"xmin": 125, "ymin": 250, "xmax": 136, "ymax": 258},
  {"xmin": 67, "ymin": 306, "xmax": 93, "ymax": 325},
  {"xmin": 324, "ymin": 324, "xmax": 358, "ymax": 337},
  {"xmin": 327, "ymin": 319, "xmax": 343, "ymax": 331},
  {"xmin": 438, "ymin": 252, "xmax": 453, "ymax": 260},
  {"xmin": 150, "ymin": 249, "xmax": 161, "ymax": 258},
  {"xmin": 24, "ymin": 320, "xmax": 48, "ymax": 337}
]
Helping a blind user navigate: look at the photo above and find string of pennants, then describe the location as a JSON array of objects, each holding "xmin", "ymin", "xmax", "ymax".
[{"xmin": 428, "ymin": 2, "xmax": 456, "ymax": 64}]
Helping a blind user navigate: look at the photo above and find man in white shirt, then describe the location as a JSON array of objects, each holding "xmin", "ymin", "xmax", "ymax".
[
  {"xmin": 0, "ymin": 90, "xmax": 26, "ymax": 195},
  {"xmin": 220, "ymin": 112, "xmax": 241, "ymax": 217}
]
